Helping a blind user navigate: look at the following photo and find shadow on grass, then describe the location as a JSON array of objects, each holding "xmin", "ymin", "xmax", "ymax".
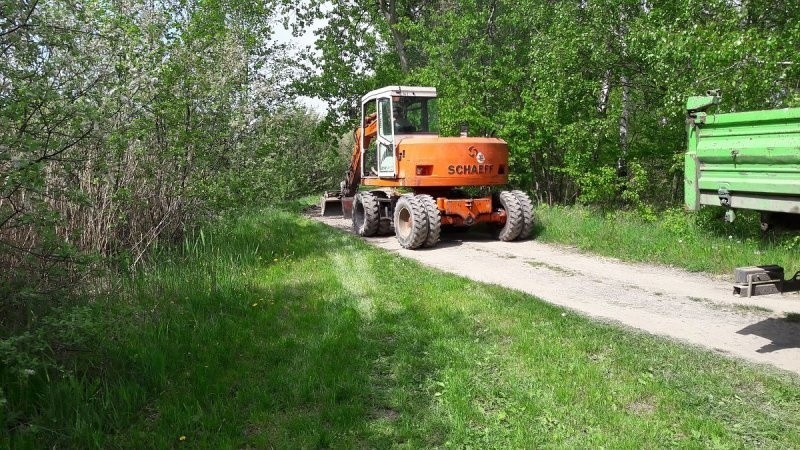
[
  {"xmin": 105, "ymin": 283, "xmax": 476, "ymax": 447},
  {"xmin": 737, "ymin": 317, "xmax": 800, "ymax": 353}
]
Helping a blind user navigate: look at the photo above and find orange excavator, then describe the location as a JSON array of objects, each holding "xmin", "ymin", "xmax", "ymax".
[{"xmin": 321, "ymin": 86, "xmax": 533, "ymax": 249}]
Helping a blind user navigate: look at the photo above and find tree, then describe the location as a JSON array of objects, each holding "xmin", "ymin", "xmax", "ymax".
[
  {"xmin": 295, "ymin": 0, "xmax": 800, "ymax": 206},
  {"xmin": 1, "ymin": 0, "xmax": 338, "ymax": 311}
]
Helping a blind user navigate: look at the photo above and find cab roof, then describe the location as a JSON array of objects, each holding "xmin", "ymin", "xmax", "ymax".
[{"xmin": 362, "ymin": 86, "xmax": 437, "ymax": 104}]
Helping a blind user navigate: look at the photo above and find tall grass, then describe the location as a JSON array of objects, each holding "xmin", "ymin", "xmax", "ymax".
[
  {"xmin": 534, "ymin": 205, "xmax": 800, "ymax": 274},
  {"xmin": 2, "ymin": 208, "xmax": 799, "ymax": 448}
]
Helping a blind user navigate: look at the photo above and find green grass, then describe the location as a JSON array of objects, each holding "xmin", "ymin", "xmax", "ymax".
[
  {"xmin": 2, "ymin": 208, "xmax": 800, "ymax": 448},
  {"xmin": 534, "ymin": 205, "xmax": 800, "ymax": 274},
  {"xmin": 732, "ymin": 304, "xmax": 772, "ymax": 314}
]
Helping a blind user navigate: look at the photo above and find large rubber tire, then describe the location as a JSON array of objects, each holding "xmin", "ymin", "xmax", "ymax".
[
  {"xmin": 417, "ymin": 194, "xmax": 441, "ymax": 248},
  {"xmin": 393, "ymin": 195, "xmax": 429, "ymax": 249},
  {"xmin": 353, "ymin": 192, "xmax": 380, "ymax": 237},
  {"xmin": 511, "ymin": 190, "xmax": 534, "ymax": 240},
  {"xmin": 493, "ymin": 191, "xmax": 524, "ymax": 242}
]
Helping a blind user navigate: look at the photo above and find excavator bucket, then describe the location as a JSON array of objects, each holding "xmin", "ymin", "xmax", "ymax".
[
  {"xmin": 320, "ymin": 192, "xmax": 354, "ymax": 218},
  {"xmin": 321, "ymin": 192, "xmax": 342, "ymax": 216}
]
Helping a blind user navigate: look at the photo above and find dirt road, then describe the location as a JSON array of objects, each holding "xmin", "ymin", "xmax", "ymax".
[{"xmin": 312, "ymin": 214, "xmax": 800, "ymax": 375}]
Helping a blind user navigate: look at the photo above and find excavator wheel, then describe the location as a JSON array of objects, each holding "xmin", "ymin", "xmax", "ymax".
[
  {"xmin": 511, "ymin": 190, "xmax": 534, "ymax": 240},
  {"xmin": 493, "ymin": 191, "xmax": 524, "ymax": 242},
  {"xmin": 393, "ymin": 195, "xmax": 429, "ymax": 249},
  {"xmin": 353, "ymin": 191, "xmax": 380, "ymax": 237},
  {"xmin": 417, "ymin": 194, "xmax": 441, "ymax": 248}
]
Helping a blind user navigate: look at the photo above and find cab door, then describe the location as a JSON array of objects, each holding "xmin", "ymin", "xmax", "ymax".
[{"xmin": 376, "ymin": 97, "xmax": 396, "ymax": 177}]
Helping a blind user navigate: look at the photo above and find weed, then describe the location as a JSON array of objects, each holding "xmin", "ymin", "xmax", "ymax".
[
  {"xmin": 732, "ymin": 304, "xmax": 772, "ymax": 314},
  {"xmin": 526, "ymin": 260, "xmax": 575, "ymax": 275}
]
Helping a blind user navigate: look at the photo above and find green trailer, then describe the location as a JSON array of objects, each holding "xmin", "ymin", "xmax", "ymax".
[{"xmin": 684, "ymin": 93, "xmax": 800, "ymax": 229}]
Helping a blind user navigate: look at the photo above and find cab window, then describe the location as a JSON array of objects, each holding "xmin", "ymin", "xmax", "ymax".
[
  {"xmin": 379, "ymin": 98, "xmax": 392, "ymax": 137},
  {"xmin": 393, "ymin": 97, "xmax": 439, "ymax": 134}
]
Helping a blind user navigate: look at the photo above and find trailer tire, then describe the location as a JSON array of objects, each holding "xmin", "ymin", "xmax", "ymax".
[
  {"xmin": 493, "ymin": 191, "xmax": 524, "ymax": 242},
  {"xmin": 417, "ymin": 194, "xmax": 441, "ymax": 248},
  {"xmin": 760, "ymin": 212, "xmax": 771, "ymax": 232},
  {"xmin": 393, "ymin": 195, "xmax": 429, "ymax": 249},
  {"xmin": 511, "ymin": 190, "xmax": 534, "ymax": 240},
  {"xmin": 353, "ymin": 192, "xmax": 380, "ymax": 237}
]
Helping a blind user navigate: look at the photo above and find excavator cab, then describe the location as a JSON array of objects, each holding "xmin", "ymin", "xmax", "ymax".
[{"xmin": 374, "ymin": 93, "xmax": 439, "ymax": 178}]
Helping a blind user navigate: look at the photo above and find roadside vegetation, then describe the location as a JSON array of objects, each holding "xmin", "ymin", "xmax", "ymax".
[
  {"xmin": 2, "ymin": 209, "xmax": 799, "ymax": 448},
  {"xmin": 535, "ymin": 205, "xmax": 800, "ymax": 274}
]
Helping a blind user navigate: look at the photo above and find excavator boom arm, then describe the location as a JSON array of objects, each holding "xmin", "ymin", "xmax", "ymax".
[
  {"xmin": 321, "ymin": 113, "xmax": 377, "ymax": 217},
  {"xmin": 342, "ymin": 113, "xmax": 377, "ymax": 196}
]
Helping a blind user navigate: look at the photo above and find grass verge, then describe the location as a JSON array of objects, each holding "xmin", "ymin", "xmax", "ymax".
[
  {"xmin": 2, "ymin": 208, "xmax": 799, "ymax": 448},
  {"xmin": 534, "ymin": 205, "xmax": 800, "ymax": 274}
]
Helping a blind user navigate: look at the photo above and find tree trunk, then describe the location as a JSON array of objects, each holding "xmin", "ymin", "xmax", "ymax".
[
  {"xmin": 598, "ymin": 70, "xmax": 611, "ymax": 114},
  {"xmin": 619, "ymin": 74, "xmax": 630, "ymax": 160},
  {"xmin": 378, "ymin": 0, "xmax": 410, "ymax": 73}
]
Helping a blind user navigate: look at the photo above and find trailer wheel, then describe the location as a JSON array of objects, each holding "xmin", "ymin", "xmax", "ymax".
[
  {"xmin": 760, "ymin": 212, "xmax": 771, "ymax": 232},
  {"xmin": 493, "ymin": 191, "xmax": 524, "ymax": 242},
  {"xmin": 393, "ymin": 195, "xmax": 429, "ymax": 249},
  {"xmin": 511, "ymin": 190, "xmax": 534, "ymax": 240},
  {"xmin": 353, "ymin": 191, "xmax": 380, "ymax": 237},
  {"xmin": 417, "ymin": 194, "xmax": 441, "ymax": 248}
]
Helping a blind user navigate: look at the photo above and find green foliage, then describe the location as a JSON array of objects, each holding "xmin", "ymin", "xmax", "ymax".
[
  {"xmin": 779, "ymin": 234, "xmax": 800, "ymax": 252},
  {"xmin": 297, "ymin": 0, "xmax": 799, "ymax": 207},
  {"xmin": 1, "ymin": 0, "xmax": 340, "ymax": 316},
  {"xmin": 198, "ymin": 108, "xmax": 344, "ymax": 209}
]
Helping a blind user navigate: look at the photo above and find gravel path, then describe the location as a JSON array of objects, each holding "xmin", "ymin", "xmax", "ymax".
[{"xmin": 312, "ymin": 213, "xmax": 800, "ymax": 375}]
